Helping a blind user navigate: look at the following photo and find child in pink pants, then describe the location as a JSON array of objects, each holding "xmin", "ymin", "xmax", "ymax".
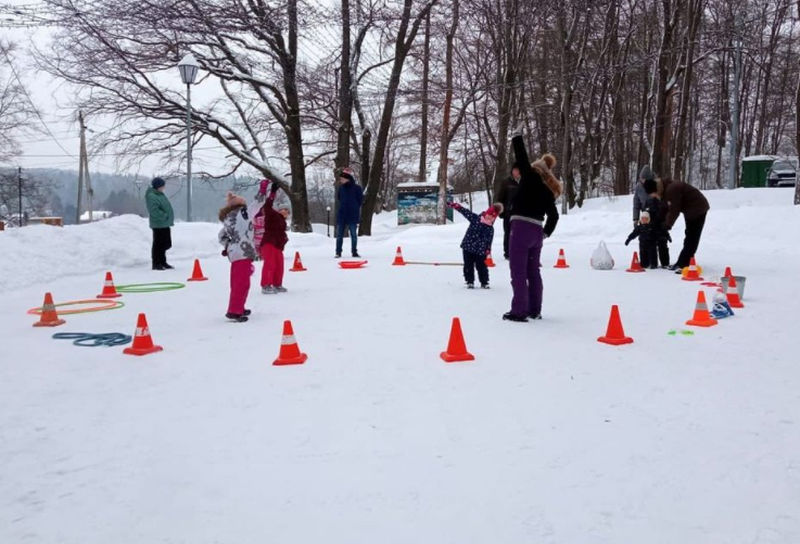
[
  {"xmin": 254, "ymin": 181, "xmax": 290, "ymax": 294},
  {"xmin": 218, "ymin": 185, "xmax": 266, "ymax": 322}
]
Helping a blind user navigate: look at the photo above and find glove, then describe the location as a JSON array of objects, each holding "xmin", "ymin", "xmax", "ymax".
[
  {"xmin": 259, "ymin": 179, "xmax": 271, "ymax": 194},
  {"xmin": 624, "ymin": 238, "xmax": 631, "ymax": 246},
  {"xmin": 666, "ymin": 232, "xmax": 672, "ymax": 242},
  {"xmin": 269, "ymin": 182, "xmax": 279, "ymax": 195},
  {"xmin": 221, "ymin": 248, "xmax": 228, "ymax": 257},
  {"xmin": 446, "ymin": 202, "xmax": 459, "ymax": 209}
]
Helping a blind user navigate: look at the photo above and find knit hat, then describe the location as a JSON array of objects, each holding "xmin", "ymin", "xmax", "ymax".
[
  {"xmin": 151, "ymin": 177, "xmax": 165, "ymax": 189},
  {"xmin": 638, "ymin": 165, "xmax": 655, "ymax": 182},
  {"xmin": 640, "ymin": 210, "xmax": 651, "ymax": 224},
  {"xmin": 340, "ymin": 168, "xmax": 355, "ymax": 183},
  {"xmin": 643, "ymin": 178, "xmax": 657, "ymax": 194},
  {"xmin": 226, "ymin": 191, "xmax": 245, "ymax": 207},
  {"xmin": 483, "ymin": 202, "xmax": 503, "ymax": 218}
]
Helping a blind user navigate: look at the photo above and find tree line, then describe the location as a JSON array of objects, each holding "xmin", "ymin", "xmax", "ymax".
[{"xmin": 3, "ymin": 0, "xmax": 799, "ymax": 230}]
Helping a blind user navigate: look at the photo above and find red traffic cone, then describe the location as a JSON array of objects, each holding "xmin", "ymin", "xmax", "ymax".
[
  {"xmin": 554, "ymin": 248, "xmax": 570, "ymax": 268},
  {"xmin": 33, "ymin": 292, "xmax": 66, "ymax": 327},
  {"xmin": 123, "ymin": 313, "xmax": 163, "ymax": 355},
  {"xmin": 723, "ymin": 266, "xmax": 733, "ymax": 280},
  {"xmin": 273, "ymin": 320, "xmax": 308, "ymax": 365},
  {"xmin": 289, "ymin": 252, "xmax": 307, "ymax": 272},
  {"xmin": 626, "ymin": 251, "xmax": 645, "ymax": 273},
  {"xmin": 724, "ymin": 276, "xmax": 744, "ymax": 309},
  {"xmin": 97, "ymin": 271, "xmax": 122, "ymax": 298},
  {"xmin": 187, "ymin": 259, "xmax": 208, "ymax": 281},
  {"xmin": 440, "ymin": 317, "xmax": 475, "ymax": 362},
  {"xmin": 685, "ymin": 291, "xmax": 718, "ymax": 327},
  {"xmin": 392, "ymin": 246, "xmax": 406, "ymax": 266},
  {"xmin": 485, "ymin": 253, "xmax": 496, "ymax": 268},
  {"xmin": 682, "ymin": 258, "xmax": 704, "ymax": 281},
  {"xmin": 597, "ymin": 305, "xmax": 633, "ymax": 345}
]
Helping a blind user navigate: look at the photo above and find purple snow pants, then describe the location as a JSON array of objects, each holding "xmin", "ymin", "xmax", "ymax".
[{"xmin": 509, "ymin": 219, "xmax": 544, "ymax": 317}]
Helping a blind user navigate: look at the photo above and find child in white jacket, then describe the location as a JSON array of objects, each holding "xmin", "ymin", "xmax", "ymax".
[{"xmin": 218, "ymin": 185, "xmax": 266, "ymax": 322}]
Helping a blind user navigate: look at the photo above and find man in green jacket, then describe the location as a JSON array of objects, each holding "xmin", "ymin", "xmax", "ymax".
[{"xmin": 145, "ymin": 177, "xmax": 175, "ymax": 270}]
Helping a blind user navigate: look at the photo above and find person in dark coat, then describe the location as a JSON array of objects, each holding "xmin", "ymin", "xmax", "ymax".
[
  {"xmin": 504, "ymin": 133, "xmax": 561, "ymax": 322},
  {"xmin": 495, "ymin": 165, "xmax": 521, "ymax": 259},
  {"xmin": 335, "ymin": 167, "xmax": 364, "ymax": 258},
  {"xmin": 646, "ymin": 178, "xmax": 671, "ymax": 267},
  {"xmin": 661, "ymin": 177, "xmax": 710, "ymax": 271},
  {"xmin": 632, "ymin": 165, "xmax": 654, "ymax": 228},
  {"xmin": 448, "ymin": 201, "xmax": 502, "ymax": 288},
  {"xmin": 145, "ymin": 177, "xmax": 175, "ymax": 270}
]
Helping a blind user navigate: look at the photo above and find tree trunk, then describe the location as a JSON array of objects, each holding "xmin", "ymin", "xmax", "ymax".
[
  {"xmin": 672, "ymin": 0, "xmax": 700, "ymax": 182},
  {"xmin": 418, "ymin": 12, "xmax": 430, "ymax": 183},
  {"xmin": 333, "ymin": 0, "xmax": 353, "ymax": 224},
  {"xmin": 436, "ymin": 0, "xmax": 459, "ymax": 224}
]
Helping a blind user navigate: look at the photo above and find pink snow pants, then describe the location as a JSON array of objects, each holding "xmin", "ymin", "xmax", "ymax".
[
  {"xmin": 227, "ymin": 259, "xmax": 253, "ymax": 314},
  {"xmin": 260, "ymin": 244, "xmax": 285, "ymax": 287}
]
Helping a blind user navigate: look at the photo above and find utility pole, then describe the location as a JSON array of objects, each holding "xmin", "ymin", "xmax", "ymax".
[
  {"xmin": 728, "ymin": 24, "xmax": 742, "ymax": 190},
  {"xmin": 76, "ymin": 111, "xmax": 85, "ymax": 223},
  {"xmin": 17, "ymin": 166, "xmax": 22, "ymax": 226},
  {"xmin": 80, "ymin": 113, "xmax": 93, "ymax": 222}
]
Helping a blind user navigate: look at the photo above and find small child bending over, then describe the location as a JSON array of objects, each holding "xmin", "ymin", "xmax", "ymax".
[
  {"xmin": 448, "ymin": 201, "xmax": 503, "ymax": 288},
  {"xmin": 254, "ymin": 181, "xmax": 290, "ymax": 294},
  {"xmin": 218, "ymin": 185, "xmax": 266, "ymax": 322}
]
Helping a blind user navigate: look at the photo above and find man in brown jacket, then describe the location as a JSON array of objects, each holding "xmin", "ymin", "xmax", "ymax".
[{"xmin": 662, "ymin": 178, "xmax": 710, "ymax": 271}]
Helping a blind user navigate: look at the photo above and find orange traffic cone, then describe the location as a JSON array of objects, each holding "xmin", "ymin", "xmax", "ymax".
[
  {"xmin": 554, "ymin": 248, "xmax": 570, "ymax": 268},
  {"xmin": 97, "ymin": 271, "xmax": 121, "ymax": 298},
  {"xmin": 723, "ymin": 266, "xmax": 733, "ymax": 280},
  {"xmin": 273, "ymin": 320, "xmax": 308, "ymax": 365},
  {"xmin": 681, "ymin": 258, "xmax": 704, "ymax": 281},
  {"xmin": 685, "ymin": 291, "xmax": 718, "ymax": 327},
  {"xmin": 33, "ymin": 292, "xmax": 66, "ymax": 327},
  {"xmin": 440, "ymin": 317, "xmax": 475, "ymax": 362},
  {"xmin": 392, "ymin": 246, "xmax": 406, "ymax": 266},
  {"xmin": 289, "ymin": 251, "xmax": 307, "ymax": 272},
  {"xmin": 597, "ymin": 305, "xmax": 633, "ymax": 345},
  {"xmin": 485, "ymin": 253, "xmax": 496, "ymax": 268},
  {"xmin": 187, "ymin": 259, "xmax": 208, "ymax": 281},
  {"xmin": 724, "ymin": 276, "xmax": 744, "ymax": 309},
  {"xmin": 626, "ymin": 251, "xmax": 645, "ymax": 273},
  {"xmin": 123, "ymin": 313, "xmax": 163, "ymax": 355}
]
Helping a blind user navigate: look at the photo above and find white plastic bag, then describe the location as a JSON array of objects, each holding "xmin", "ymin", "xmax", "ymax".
[{"xmin": 590, "ymin": 241, "xmax": 615, "ymax": 270}]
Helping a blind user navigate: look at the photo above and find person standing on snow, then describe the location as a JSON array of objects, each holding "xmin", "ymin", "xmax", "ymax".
[
  {"xmin": 254, "ymin": 181, "xmax": 290, "ymax": 294},
  {"xmin": 661, "ymin": 177, "xmax": 710, "ymax": 272},
  {"xmin": 503, "ymin": 131, "xmax": 561, "ymax": 322},
  {"xmin": 145, "ymin": 177, "xmax": 175, "ymax": 270},
  {"xmin": 448, "ymin": 201, "xmax": 503, "ymax": 289},
  {"xmin": 218, "ymin": 185, "xmax": 266, "ymax": 322},
  {"xmin": 632, "ymin": 165, "xmax": 654, "ymax": 229},
  {"xmin": 495, "ymin": 164, "xmax": 521, "ymax": 259},
  {"xmin": 335, "ymin": 167, "xmax": 364, "ymax": 258}
]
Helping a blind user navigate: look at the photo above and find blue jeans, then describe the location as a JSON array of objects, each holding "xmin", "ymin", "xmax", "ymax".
[{"xmin": 336, "ymin": 222, "xmax": 358, "ymax": 255}]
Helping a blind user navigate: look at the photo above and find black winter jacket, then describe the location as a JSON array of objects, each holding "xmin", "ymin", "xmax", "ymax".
[
  {"xmin": 509, "ymin": 135, "xmax": 560, "ymax": 236},
  {"xmin": 495, "ymin": 176, "xmax": 520, "ymax": 219}
]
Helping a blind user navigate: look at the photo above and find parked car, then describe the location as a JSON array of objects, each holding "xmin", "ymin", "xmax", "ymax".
[{"xmin": 767, "ymin": 159, "xmax": 797, "ymax": 187}]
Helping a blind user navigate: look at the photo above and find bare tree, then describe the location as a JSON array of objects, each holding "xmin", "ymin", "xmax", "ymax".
[{"xmin": 0, "ymin": 42, "xmax": 39, "ymax": 163}]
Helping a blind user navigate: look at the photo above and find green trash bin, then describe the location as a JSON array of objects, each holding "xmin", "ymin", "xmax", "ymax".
[{"xmin": 740, "ymin": 155, "xmax": 777, "ymax": 188}]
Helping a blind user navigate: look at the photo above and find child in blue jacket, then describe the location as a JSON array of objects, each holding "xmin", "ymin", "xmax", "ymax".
[{"xmin": 448, "ymin": 201, "xmax": 503, "ymax": 288}]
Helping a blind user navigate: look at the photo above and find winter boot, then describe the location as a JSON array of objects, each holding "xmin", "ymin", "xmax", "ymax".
[
  {"xmin": 225, "ymin": 313, "xmax": 249, "ymax": 322},
  {"xmin": 262, "ymin": 286, "xmax": 276, "ymax": 294},
  {"xmin": 502, "ymin": 312, "xmax": 528, "ymax": 322}
]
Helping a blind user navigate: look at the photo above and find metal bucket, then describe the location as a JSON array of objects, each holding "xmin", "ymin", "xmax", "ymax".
[{"xmin": 721, "ymin": 275, "xmax": 746, "ymax": 299}]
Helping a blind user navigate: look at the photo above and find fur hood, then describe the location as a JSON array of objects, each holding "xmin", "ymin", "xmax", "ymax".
[
  {"xmin": 218, "ymin": 203, "xmax": 245, "ymax": 222},
  {"xmin": 531, "ymin": 153, "xmax": 563, "ymax": 199}
]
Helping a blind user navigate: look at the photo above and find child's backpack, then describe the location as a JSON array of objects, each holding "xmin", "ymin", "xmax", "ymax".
[{"xmin": 590, "ymin": 241, "xmax": 614, "ymax": 270}]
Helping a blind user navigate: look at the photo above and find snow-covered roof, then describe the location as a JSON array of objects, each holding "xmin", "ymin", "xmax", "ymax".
[{"xmin": 741, "ymin": 155, "xmax": 779, "ymax": 162}]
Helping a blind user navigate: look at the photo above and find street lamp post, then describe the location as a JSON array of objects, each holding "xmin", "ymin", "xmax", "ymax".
[
  {"xmin": 177, "ymin": 54, "xmax": 199, "ymax": 221},
  {"xmin": 326, "ymin": 206, "xmax": 331, "ymax": 237}
]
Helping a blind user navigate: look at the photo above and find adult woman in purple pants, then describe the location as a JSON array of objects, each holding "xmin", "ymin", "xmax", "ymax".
[{"xmin": 503, "ymin": 133, "xmax": 562, "ymax": 322}]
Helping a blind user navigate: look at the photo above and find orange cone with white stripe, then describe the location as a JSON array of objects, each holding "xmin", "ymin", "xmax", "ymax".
[
  {"xmin": 685, "ymin": 291, "xmax": 718, "ymax": 327},
  {"xmin": 485, "ymin": 253, "xmax": 496, "ymax": 268},
  {"xmin": 33, "ymin": 292, "xmax": 66, "ymax": 327},
  {"xmin": 273, "ymin": 320, "xmax": 308, "ymax": 366},
  {"xmin": 392, "ymin": 246, "xmax": 406, "ymax": 266},
  {"xmin": 187, "ymin": 259, "xmax": 208, "ymax": 281},
  {"xmin": 289, "ymin": 252, "xmax": 307, "ymax": 272},
  {"xmin": 724, "ymin": 276, "xmax": 744, "ymax": 309},
  {"xmin": 626, "ymin": 251, "xmax": 645, "ymax": 273},
  {"xmin": 97, "ymin": 271, "xmax": 121, "ymax": 298},
  {"xmin": 123, "ymin": 313, "xmax": 163, "ymax": 355},
  {"xmin": 681, "ymin": 258, "xmax": 704, "ymax": 281},
  {"xmin": 554, "ymin": 248, "xmax": 570, "ymax": 268}
]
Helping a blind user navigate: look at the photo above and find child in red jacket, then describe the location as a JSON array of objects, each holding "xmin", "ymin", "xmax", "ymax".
[{"xmin": 256, "ymin": 181, "xmax": 290, "ymax": 294}]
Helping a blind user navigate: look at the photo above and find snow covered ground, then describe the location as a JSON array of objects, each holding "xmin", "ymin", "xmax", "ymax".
[{"xmin": 1, "ymin": 188, "xmax": 799, "ymax": 543}]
